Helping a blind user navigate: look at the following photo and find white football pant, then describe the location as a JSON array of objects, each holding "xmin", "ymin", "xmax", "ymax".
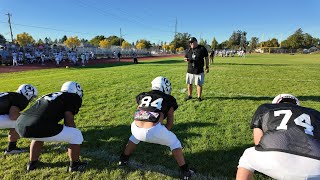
[{"xmin": 129, "ymin": 122, "xmax": 182, "ymax": 151}]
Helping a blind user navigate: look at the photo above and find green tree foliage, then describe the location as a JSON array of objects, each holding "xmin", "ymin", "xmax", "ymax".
[
  {"xmin": 226, "ymin": 30, "xmax": 247, "ymax": 49},
  {"xmin": 218, "ymin": 40, "xmax": 229, "ymax": 49},
  {"xmin": 90, "ymin": 35, "xmax": 106, "ymax": 47},
  {"xmin": 211, "ymin": 38, "xmax": 218, "ymax": 49},
  {"xmin": 105, "ymin": 36, "xmax": 125, "ymax": 46},
  {"xmin": 170, "ymin": 33, "xmax": 191, "ymax": 50},
  {"xmin": 36, "ymin": 39, "xmax": 44, "ymax": 45},
  {"xmin": 44, "ymin": 37, "xmax": 52, "ymax": 44},
  {"xmin": 248, "ymin": 37, "xmax": 259, "ymax": 52},
  {"xmin": 260, "ymin": 38, "xmax": 279, "ymax": 47},
  {"xmin": 0, "ymin": 34, "xmax": 6, "ymax": 44},
  {"xmin": 60, "ymin": 35, "xmax": 68, "ymax": 43},
  {"xmin": 240, "ymin": 31, "xmax": 247, "ymax": 49},
  {"xmin": 280, "ymin": 28, "xmax": 319, "ymax": 49},
  {"xmin": 80, "ymin": 38, "xmax": 89, "ymax": 44}
]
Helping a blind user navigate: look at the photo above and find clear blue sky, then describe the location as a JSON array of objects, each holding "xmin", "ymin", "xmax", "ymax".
[{"xmin": 1, "ymin": 0, "xmax": 319, "ymax": 44}]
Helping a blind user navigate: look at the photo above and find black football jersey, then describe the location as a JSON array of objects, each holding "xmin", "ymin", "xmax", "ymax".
[
  {"xmin": 16, "ymin": 92, "xmax": 82, "ymax": 138},
  {"xmin": 251, "ymin": 103, "xmax": 320, "ymax": 160},
  {"xmin": 134, "ymin": 90, "xmax": 178, "ymax": 122},
  {"xmin": 0, "ymin": 92, "xmax": 29, "ymax": 115}
]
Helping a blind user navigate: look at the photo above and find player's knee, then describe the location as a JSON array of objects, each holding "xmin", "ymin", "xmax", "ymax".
[
  {"xmin": 69, "ymin": 128, "xmax": 83, "ymax": 144},
  {"xmin": 169, "ymin": 139, "xmax": 182, "ymax": 151},
  {"xmin": 129, "ymin": 134, "xmax": 140, "ymax": 144}
]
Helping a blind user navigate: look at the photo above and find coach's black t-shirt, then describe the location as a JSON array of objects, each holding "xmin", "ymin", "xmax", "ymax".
[
  {"xmin": 16, "ymin": 92, "xmax": 82, "ymax": 138},
  {"xmin": 0, "ymin": 92, "xmax": 29, "ymax": 115},
  {"xmin": 184, "ymin": 45, "xmax": 208, "ymax": 74},
  {"xmin": 134, "ymin": 90, "xmax": 178, "ymax": 122},
  {"xmin": 251, "ymin": 103, "xmax": 320, "ymax": 160}
]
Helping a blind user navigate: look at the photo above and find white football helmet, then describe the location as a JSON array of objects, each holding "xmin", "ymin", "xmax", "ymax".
[
  {"xmin": 61, "ymin": 81, "xmax": 83, "ymax": 98},
  {"xmin": 272, "ymin": 94, "xmax": 300, "ymax": 106},
  {"xmin": 16, "ymin": 84, "xmax": 38, "ymax": 101},
  {"xmin": 151, "ymin": 76, "xmax": 172, "ymax": 95}
]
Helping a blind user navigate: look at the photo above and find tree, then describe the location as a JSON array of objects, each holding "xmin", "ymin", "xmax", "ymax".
[
  {"xmin": 121, "ymin": 41, "xmax": 131, "ymax": 49},
  {"xmin": 303, "ymin": 33, "xmax": 318, "ymax": 48},
  {"xmin": 0, "ymin": 34, "xmax": 6, "ymax": 44},
  {"xmin": 136, "ymin": 42, "xmax": 146, "ymax": 50},
  {"xmin": 36, "ymin": 39, "xmax": 44, "ymax": 45},
  {"xmin": 136, "ymin": 39, "xmax": 152, "ymax": 49},
  {"xmin": 260, "ymin": 38, "xmax": 279, "ymax": 48},
  {"xmin": 248, "ymin": 37, "xmax": 259, "ymax": 52},
  {"xmin": 169, "ymin": 44, "xmax": 175, "ymax": 52},
  {"xmin": 218, "ymin": 40, "xmax": 229, "ymax": 49},
  {"xmin": 285, "ymin": 28, "xmax": 304, "ymax": 49},
  {"xmin": 211, "ymin": 38, "xmax": 218, "ymax": 49},
  {"xmin": 227, "ymin": 30, "xmax": 241, "ymax": 48},
  {"xmin": 240, "ymin": 31, "xmax": 247, "ymax": 49},
  {"xmin": 80, "ymin": 38, "xmax": 89, "ymax": 44},
  {"xmin": 16, "ymin": 32, "xmax": 35, "ymax": 47},
  {"xmin": 89, "ymin": 35, "xmax": 106, "ymax": 47},
  {"xmin": 60, "ymin": 35, "xmax": 68, "ymax": 43},
  {"xmin": 162, "ymin": 43, "xmax": 169, "ymax": 51},
  {"xmin": 170, "ymin": 32, "xmax": 191, "ymax": 50},
  {"xmin": 99, "ymin": 39, "xmax": 111, "ymax": 48},
  {"xmin": 44, "ymin": 37, "xmax": 52, "ymax": 44},
  {"xmin": 177, "ymin": 47, "xmax": 184, "ymax": 52},
  {"xmin": 64, "ymin": 36, "xmax": 81, "ymax": 48}
]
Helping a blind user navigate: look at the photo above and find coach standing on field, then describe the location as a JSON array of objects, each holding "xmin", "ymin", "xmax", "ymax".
[{"xmin": 184, "ymin": 37, "xmax": 209, "ymax": 102}]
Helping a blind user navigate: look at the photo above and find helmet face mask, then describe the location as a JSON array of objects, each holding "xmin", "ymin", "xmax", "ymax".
[
  {"xmin": 16, "ymin": 84, "xmax": 38, "ymax": 101},
  {"xmin": 151, "ymin": 76, "xmax": 172, "ymax": 95},
  {"xmin": 61, "ymin": 81, "xmax": 83, "ymax": 98},
  {"xmin": 272, "ymin": 94, "xmax": 300, "ymax": 106}
]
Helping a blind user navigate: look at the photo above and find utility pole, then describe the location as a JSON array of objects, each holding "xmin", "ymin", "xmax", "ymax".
[
  {"xmin": 5, "ymin": 13, "xmax": 14, "ymax": 42},
  {"xmin": 174, "ymin": 17, "xmax": 177, "ymax": 53}
]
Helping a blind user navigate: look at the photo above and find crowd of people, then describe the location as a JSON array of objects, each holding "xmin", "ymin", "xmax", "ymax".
[{"xmin": 0, "ymin": 43, "xmax": 146, "ymax": 67}]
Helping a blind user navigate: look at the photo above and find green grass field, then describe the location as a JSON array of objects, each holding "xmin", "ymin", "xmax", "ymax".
[{"xmin": 0, "ymin": 54, "xmax": 319, "ymax": 180}]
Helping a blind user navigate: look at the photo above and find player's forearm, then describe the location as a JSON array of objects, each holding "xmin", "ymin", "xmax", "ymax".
[{"xmin": 205, "ymin": 57, "xmax": 209, "ymax": 68}]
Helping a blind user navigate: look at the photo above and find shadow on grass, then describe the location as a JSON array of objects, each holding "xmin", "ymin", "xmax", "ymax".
[
  {"xmin": 72, "ymin": 62, "xmax": 134, "ymax": 69},
  {"xmin": 216, "ymin": 63, "xmax": 290, "ymax": 67},
  {"xmin": 207, "ymin": 95, "xmax": 273, "ymax": 101},
  {"xmin": 207, "ymin": 95, "xmax": 320, "ymax": 103},
  {"xmin": 68, "ymin": 121, "xmax": 270, "ymax": 178},
  {"xmin": 298, "ymin": 96, "xmax": 320, "ymax": 102},
  {"xmin": 183, "ymin": 144, "xmax": 252, "ymax": 178},
  {"xmin": 139, "ymin": 59, "xmax": 183, "ymax": 65},
  {"xmin": 69, "ymin": 59, "xmax": 182, "ymax": 69}
]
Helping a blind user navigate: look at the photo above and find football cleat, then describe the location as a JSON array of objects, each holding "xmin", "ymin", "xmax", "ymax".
[
  {"xmin": 118, "ymin": 159, "xmax": 128, "ymax": 167},
  {"xmin": 4, "ymin": 147, "xmax": 27, "ymax": 155},
  {"xmin": 68, "ymin": 161, "xmax": 87, "ymax": 172},
  {"xmin": 185, "ymin": 96, "xmax": 192, "ymax": 101},
  {"xmin": 27, "ymin": 160, "xmax": 39, "ymax": 172},
  {"xmin": 181, "ymin": 168, "xmax": 196, "ymax": 180}
]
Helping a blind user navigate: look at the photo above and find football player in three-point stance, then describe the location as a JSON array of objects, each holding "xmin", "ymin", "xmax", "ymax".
[
  {"xmin": 15, "ymin": 81, "xmax": 86, "ymax": 172},
  {"xmin": 118, "ymin": 76, "xmax": 195, "ymax": 180},
  {"xmin": 236, "ymin": 94, "xmax": 320, "ymax": 180},
  {"xmin": 0, "ymin": 84, "xmax": 38, "ymax": 155}
]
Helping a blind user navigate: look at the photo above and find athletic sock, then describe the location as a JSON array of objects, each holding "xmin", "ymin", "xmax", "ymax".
[
  {"xmin": 7, "ymin": 141, "xmax": 17, "ymax": 151},
  {"xmin": 180, "ymin": 164, "xmax": 189, "ymax": 172}
]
